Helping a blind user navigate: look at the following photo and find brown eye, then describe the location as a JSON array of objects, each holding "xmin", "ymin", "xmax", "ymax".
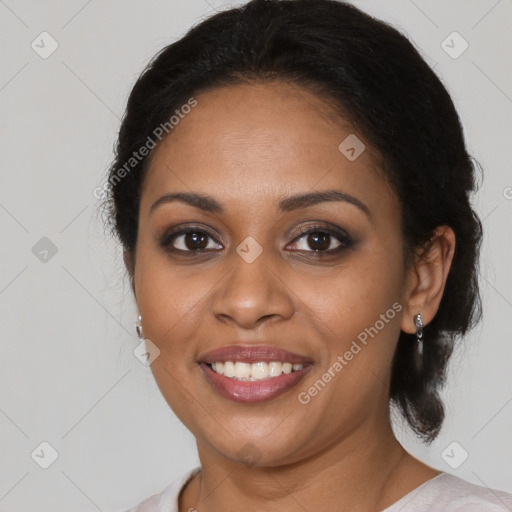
[
  {"xmin": 304, "ymin": 232, "xmax": 333, "ymax": 251},
  {"xmin": 161, "ymin": 228, "xmax": 223, "ymax": 253},
  {"xmin": 288, "ymin": 226, "xmax": 353, "ymax": 254}
]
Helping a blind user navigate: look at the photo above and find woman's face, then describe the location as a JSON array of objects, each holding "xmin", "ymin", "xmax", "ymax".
[{"xmin": 133, "ymin": 81, "xmax": 411, "ymax": 466}]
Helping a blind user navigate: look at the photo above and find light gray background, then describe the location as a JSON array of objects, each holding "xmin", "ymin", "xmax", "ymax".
[{"xmin": 0, "ymin": 1, "xmax": 511, "ymax": 510}]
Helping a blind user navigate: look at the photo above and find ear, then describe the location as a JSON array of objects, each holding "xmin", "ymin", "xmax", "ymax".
[
  {"xmin": 123, "ymin": 249, "xmax": 136, "ymax": 298},
  {"xmin": 400, "ymin": 225, "xmax": 456, "ymax": 334}
]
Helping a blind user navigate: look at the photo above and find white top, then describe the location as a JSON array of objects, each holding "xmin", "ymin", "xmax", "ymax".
[{"xmin": 123, "ymin": 466, "xmax": 512, "ymax": 512}]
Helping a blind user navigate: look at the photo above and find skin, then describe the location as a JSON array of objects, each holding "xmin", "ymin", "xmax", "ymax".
[{"xmin": 126, "ymin": 80, "xmax": 456, "ymax": 512}]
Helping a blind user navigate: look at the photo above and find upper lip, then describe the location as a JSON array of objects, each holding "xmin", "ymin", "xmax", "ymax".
[{"xmin": 198, "ymin": 344, "xmax": 312, "ymax": 364}]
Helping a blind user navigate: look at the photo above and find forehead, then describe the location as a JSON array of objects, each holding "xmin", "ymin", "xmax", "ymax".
[{"xmin": 140, "ymin": 81, "xmax": 397, "ymax": 221}]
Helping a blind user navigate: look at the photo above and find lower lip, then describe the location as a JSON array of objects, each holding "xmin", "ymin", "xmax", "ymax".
[{"xmin": 199, "ymin": 363, "xmax": 312, "ymax": 404}]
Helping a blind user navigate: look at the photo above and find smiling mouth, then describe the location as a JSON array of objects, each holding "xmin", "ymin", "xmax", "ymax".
[
  {"xmin": 200, "ymin": 361, "xmax": 312, "ymax": 403},
  {"xmin": 206, "ymin": 361, "xmax": 306, "ymax": 381},
  {"xmin": 197, "ymin": 344, "xmax": 313, "ymax": 403}
]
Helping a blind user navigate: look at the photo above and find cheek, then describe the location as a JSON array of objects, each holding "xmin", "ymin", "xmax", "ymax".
[
  {"xmin": 290, "ymin": 260, "xmax": 403, "ymax": 427},
  {"xmin": 293, "ymin": 248, "xmax": 405, "ymax": 411},
  {"xmin": 294, "ymin": 244, "xmax": 403, "ymax": 340},
  {"xmin": 134, "ymin": 245, "xmax": 206, "ymax": 356}
]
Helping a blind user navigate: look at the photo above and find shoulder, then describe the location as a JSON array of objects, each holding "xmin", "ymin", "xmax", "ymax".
[
  {"xmin": 121, "ymin": 467, "xmax": 201, "ymax": 512},
  {"xmin": 433, "ymin": 473, "xmax": 512, "ymax": 510},
  {"xmin": 386, "ymin": 472, "xmax": 512, "ymax": 512}
]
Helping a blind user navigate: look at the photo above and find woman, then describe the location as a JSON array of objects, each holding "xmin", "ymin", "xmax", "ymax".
[{"xmin": 105, "ymin": 0, "xmax": 512, "ymax": 510}]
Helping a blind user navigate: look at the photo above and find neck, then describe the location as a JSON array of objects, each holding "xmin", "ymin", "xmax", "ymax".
[{"xmin": 181, "ymin": 414, "xmax": 435, "ymax": 512}]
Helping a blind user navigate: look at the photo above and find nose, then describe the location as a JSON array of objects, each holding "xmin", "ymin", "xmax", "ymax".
[{"xmin": 210, "ymin": 250, "xmax": 295, "ymax": 330}]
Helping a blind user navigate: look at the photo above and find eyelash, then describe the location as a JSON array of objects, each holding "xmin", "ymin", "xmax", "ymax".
[{"xmin": 159, "ymin": 223, "xmax": 354, "ymax": 257}]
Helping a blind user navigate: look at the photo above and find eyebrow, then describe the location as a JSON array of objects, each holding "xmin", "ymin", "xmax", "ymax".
[{"xmin": 149, "ymin": 189, "xmax": 371, "ymax": 219}]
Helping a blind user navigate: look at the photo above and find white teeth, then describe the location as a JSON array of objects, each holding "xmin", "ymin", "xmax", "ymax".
[
  {"xmin": 282, "ymin": 362, "xmax": 292, "ymax": 374},
  {"xmin": 234, "ymin": 362, "xmax": 251, "ymax": 380},
  {"xmin": 251, "ymin": 362, "xmax": 269, "ymax": 380},
  {"xmin": 268, "ymin": 361, "xmax": 282, "ymax": 377},
  {"xmin": 224, "ymin": 361, "xmax": 235, "ymax": 377},
  {"xmin": 209, "ymin": 361, "xmax": 304, "ymax": 380},
  {"xmin": 212, "ymin": 362, "xmax": 224, "ymax": 374}
]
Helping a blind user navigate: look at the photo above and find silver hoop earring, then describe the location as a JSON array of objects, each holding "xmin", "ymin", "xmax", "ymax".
[
  {"xmin": 414, "ymin": 313, "xmax": 423, "ymax": 358},
  {"xmin": 135, "ymin": 314, "xmax": 143, "ymax": 341}
]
